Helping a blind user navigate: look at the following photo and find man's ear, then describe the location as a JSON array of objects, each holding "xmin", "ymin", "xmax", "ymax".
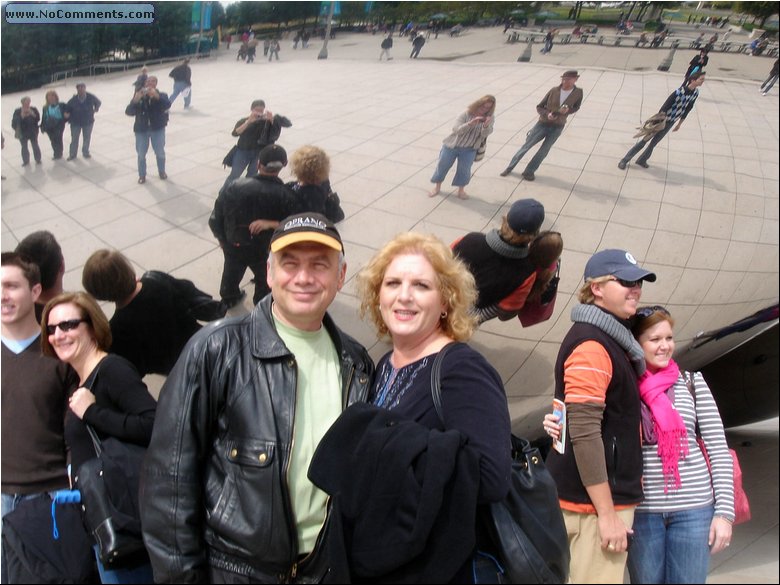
[{"xmin": 31, "ymin": 283, "xmax": 43, "ymax": 303}]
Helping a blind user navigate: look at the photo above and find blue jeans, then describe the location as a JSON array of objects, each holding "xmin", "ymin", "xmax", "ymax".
[
  {"xmin": 135, "ymin": 129, "xmax": 166, "ymax": 178},
  {"xmin": 505, "ymin": 122, "xmax": 563, "ymax": 173},
  {"xmin": 430, "ymin": 145, "xmax": 477, "ymax": 187},
  {"xmin": 2, "ymin": 492, "xmax": 55, "ymax": 583},
  {"xmin": 169, "ymin": 80, "xmax": 191, "ymax": 107},
  {"xmin": 222, "ymin": 147, "xmax": 259, "ymax": 191},
  {"xmin": 620, "ymin": 120, "xmax": 674, "ymax": 165},
  {"xmin": 627, "ymin": 506, "xmax": 714, "ymax": 584},
  {"xmin": 69, "ymin": 122, "xmax": 93, "ymax": 157},
  {"xmin": 761, "ymin": 73, "xmax": 778, "ymax": 93},
  {"xmin": 93, "ymin": 544, "xmax": 154, "ymax": 584},
  {"xmin": 20, "ymin": 135, "xmax": 42, "ymax": 164}
]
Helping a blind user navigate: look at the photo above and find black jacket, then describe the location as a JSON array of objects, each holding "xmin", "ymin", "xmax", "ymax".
[
  {"xmin": 233, "ymin": 114, "xmax": 292, "ymax": 150},
  {"xmin": 309, "ymin": 403, "xmax": 481, "ymax": 583},
  {"xmin": 209, "ymin": 174, "xmax": 294, "ymax": 246},
  {"xmin": 125, "ymin": 92, "xmax": 171, "ymax": 132},
  {"xmin": 65, "ymin": 93, "xmax": 101, "ymax": 126},
  {"xmin": 169, "ymin": 63, "xmax": 191, "ymax": 85},
  {"xmin": 11, "ymin": 107, "xmax": 40, "ymax": 139},
  {"xmin": 140, "ymin": 296, "xmax": 374, "ymax": 583}
]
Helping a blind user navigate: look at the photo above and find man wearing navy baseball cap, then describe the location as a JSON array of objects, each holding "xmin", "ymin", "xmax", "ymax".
[
  {"xmin": 546, "ymin": 248, "xmax": 655, "ymax": 584},
  {"xmin": 452, "ymin": 198, "xmax": 546, "ymax": 323},
  {"xmin": 142, "ymin": 212, "xmax": 374, "ymax": 583}
]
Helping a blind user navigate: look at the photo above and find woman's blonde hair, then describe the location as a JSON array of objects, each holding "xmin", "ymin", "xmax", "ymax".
[
  {"xmin": 290, "ymin": 145, "xmax": 330, "ymax": 185},
  {"xmin": 467, "ymin": 95, "xmax": 496, "ymax": 117},
  {"xmin": 40, "ymin": 292, "xmax": 112, "ymax": 357},
  {"xmin": 44, "ymin": 90, "xmax": 60, "ymax": 105},
  {"xmin": 357, "ymin": 233, "xmax": 477, "ymax": 342}
]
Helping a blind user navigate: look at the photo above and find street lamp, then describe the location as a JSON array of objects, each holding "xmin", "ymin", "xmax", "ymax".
[{"xmin": 318, "ymin": 1, "xmax": 336, "ymax": 60}]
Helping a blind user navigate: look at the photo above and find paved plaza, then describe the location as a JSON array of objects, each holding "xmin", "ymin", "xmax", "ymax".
[{"xmin": 1, "ymin": 26, "xmax": 778, "ymax": 583}]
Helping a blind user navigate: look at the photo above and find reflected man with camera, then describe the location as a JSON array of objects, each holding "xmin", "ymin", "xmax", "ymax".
[{"xmin": 125, "ymin": 76, "xmax": 171, "ymax": 185}]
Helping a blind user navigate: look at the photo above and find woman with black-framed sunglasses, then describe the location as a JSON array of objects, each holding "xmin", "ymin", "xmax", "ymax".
[{"xmin": 40, "ymin": 291, "xmax": 156, "ymax": 584}]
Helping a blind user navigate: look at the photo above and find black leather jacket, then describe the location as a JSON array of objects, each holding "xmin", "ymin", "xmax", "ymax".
[{"xmin": 140, "ymin": 296, "xmax": 374, "ymax": 583}]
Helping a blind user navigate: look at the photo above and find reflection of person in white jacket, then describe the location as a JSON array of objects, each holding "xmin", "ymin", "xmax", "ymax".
[{"xmin": 429, "ymin": 95, "xmax": 495, "ymax": 200}]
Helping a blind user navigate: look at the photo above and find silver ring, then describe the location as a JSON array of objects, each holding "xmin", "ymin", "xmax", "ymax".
[
  {"xmin": 607, "ymin": 543, "xmax": 615, "ymax": 551},
  {"xmin": 725, "ymin": 542, "xmax": 730, "ymax": 547}
]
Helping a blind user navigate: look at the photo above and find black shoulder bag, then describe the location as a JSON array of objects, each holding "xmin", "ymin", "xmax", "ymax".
[
  {"xmin": 430, "ymin": 345, "xmax": 570, "ymax": 584},
  {"xmin": 75, "ymin": 365, "xmax": 149, "ymax": 569}
]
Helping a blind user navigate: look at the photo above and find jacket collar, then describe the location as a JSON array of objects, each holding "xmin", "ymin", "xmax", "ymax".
[{"xmin": 250, "ymin": 294, "xmax": 347, "ymax": 361}]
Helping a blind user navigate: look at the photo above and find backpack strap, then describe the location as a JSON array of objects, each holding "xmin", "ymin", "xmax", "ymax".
[
  {"xmin": 430, "ymin": 342, "xmax": 458, "ymax": 425},
  {"xmin": 684, "ymin": 371, "xmax": 702, "ymax": 437}
]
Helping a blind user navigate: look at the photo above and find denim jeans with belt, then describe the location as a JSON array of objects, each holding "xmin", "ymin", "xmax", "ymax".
[
  {"xmin": 505, "ymin": 122, "xmax": 563, "ymax": 173},
  {"xmin": 135, "ymin": 129, "xmax": 166, "ymax": 178},
  {"xmin": 430, "ymin": 145, "xmax": 477, "ymax": 187},
  {"xmin": 627, "ymin": 505, "xmax": 714, "ymax": 584}
]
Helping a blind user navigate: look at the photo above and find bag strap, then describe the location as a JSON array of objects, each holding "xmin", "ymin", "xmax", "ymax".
[
  {"xmin": 430, "ymin": 342, "xmax": 458, "ymax": 425},
  {"xmin": 82, "ymin": 360, "xmax": 105, "ymax": 458},
  {"xmin": 684, "ymin": 371, "xmax": 702, "ymax": 438}
]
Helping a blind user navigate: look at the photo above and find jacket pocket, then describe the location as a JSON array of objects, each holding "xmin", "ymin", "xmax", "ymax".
[{"xmin": 205, "ymin": 438, "xmax": 278, "ymax": 555}]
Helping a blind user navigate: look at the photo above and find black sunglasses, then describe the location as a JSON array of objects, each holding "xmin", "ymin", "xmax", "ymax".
[
  {"xmin": 46, "ymin": 318, "xmax": 89, "ymax": 335},
  {"xmin": 608, "ymin": 277, "xmax": 643, "ymax": 289},
  {"xmin": 636, "ymin": 305, "xmax": 670, "ymax": 319}
]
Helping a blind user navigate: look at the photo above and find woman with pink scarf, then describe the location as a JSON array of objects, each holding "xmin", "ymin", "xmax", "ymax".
[{"xmin": 545, "ymin": 305, "xmax": 734, "ymax": 583}]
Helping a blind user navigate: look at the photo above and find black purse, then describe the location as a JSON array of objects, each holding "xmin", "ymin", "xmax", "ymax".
[
  {"xmin": 430, "ymin": 344, "xmax": 570, "ymax": 584},
  {"xmin": 75, "ymin": 364, "xmax": 149, "ymax": 569},
  {"xmin": 222, "ymin": 144, "xmax": 238, "ymax": 168},
  {"xmin": 78, "ymin": 425, "xmax": 148, "ymax": 569}
]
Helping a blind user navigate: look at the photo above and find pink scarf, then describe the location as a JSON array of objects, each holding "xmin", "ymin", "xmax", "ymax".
[{"xmin": 637, "ymin": 359, "xmax": 688, "ymax": 492}]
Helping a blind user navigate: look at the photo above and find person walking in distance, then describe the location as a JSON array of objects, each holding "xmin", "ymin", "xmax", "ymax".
[
  {"xmin": 500, "ymin": 70, "xmax": 583, "ymax": 181},
  {"xmin": 618, "ymin": 72, "xmax": 705, "ymax": 170},
  {"xmin": 168, "ymin": 58, "xmax": 192, "ymax": 109}
]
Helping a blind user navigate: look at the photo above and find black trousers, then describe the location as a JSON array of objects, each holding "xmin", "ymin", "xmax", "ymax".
[{"xmin": 219, "ymin": 241, "xmax": 270, "ymax": 305}]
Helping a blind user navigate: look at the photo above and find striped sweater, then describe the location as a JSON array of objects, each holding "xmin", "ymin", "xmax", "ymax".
[
  {"xmin": 637, "ymin": 371, "xmax": 735, "ymax": 521},
  {"xmin": 442, "ymin": 111, "xmax": 494, "ymax": 149}
]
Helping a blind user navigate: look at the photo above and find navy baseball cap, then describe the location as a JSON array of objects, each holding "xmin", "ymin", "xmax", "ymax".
[
  {"xmin": 507, "ymin": 199, "xmax": 545, "ymax": 234},
  {"xmin": 584, "ymin": 249, "xmax": 656, "ymax": 282}
]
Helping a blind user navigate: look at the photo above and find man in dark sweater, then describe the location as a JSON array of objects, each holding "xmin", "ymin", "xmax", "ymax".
[
  {"xmin": 64, "ymin": 82, "xmax": 101, "ymax": 160},
  {"xmin": 222, "ymin": 99, "xmax": 292, "ymax": 191},
  {"xmin": 1, "ymin": 253, "xmax": 77, "ymax": 583},
  {"xmin": 210, "ymin": 144, "xmax": 295, "ymax": 307},
  {"xmin": 618, "ymin": 72, "xmax": 705, "ymax": 170},
  {"xmin": 452, "ymin": 198, "xmax": 545, "ymax": 323}
]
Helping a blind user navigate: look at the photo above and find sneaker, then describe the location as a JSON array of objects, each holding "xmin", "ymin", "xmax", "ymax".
[
  {"xmin": 618, "ymin": 160, "xmax": 627, "ymax": 170},
  {"xmin": 66, "ymin": 156, "xmax": 76, "ymax": 161},
  {"xmin": 762, "ymin": 91, "xmax": 769, "ymax": 96},
  {"xmin": 636, "ymin": 160, "xmax": 649, "ymax": 168},
  {"xmin": 22, "ymin": 162, "xmax": 29, "ymax": 167},
  {"xmin": 159, "ymin": 172, "xmax": 168, "ymax": 180},
  {"xmin": 500, "ymin": 168, "xmax": 512, "ymax": 177},
  {"xmin": 138, "ymin": 176, "xmax": 146, "ymax": 184},
  {"xmin": 83, "ymin": 153, "xmax": 91, "ymax": 159},
  {"xmin": 521, "ymin": 171, "xmax": 535, "ymax": 181},
  {"xmin": 35, "ymin": 159, "xmax": 42, "ymax": 165}
]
